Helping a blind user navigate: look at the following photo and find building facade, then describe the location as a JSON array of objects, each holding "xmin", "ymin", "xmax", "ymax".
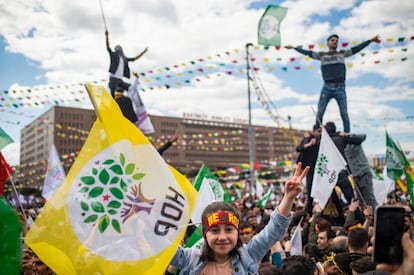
[
  {"xmin": 149, "ymin": 115, "xmax": 301, "ymax": 174},
  {"xmin": 19, "ymin": 106, "xmax": 96, "ymax": 187}
]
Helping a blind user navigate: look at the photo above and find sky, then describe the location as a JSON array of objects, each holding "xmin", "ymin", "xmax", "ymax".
[{"xmin": 0, "ymin": 0, "xmax": 413, "ymax": 166}]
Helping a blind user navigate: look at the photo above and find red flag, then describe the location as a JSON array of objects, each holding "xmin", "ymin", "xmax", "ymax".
[{"xmin": 0, "ymin": 152, "xmax": 13, "ymax": 194}]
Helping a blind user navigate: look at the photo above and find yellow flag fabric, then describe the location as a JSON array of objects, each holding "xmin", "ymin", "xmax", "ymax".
[{"xmin": 25, "ymin": 84, "xmax": 198, "ymax": 274}]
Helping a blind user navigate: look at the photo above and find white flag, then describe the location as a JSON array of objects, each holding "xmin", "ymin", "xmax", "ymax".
[
  {"xmin": 190, "ymin": 177, "xmax": 216, "ymax": 224},
  {"xmin": 373, "ymin": 166, "xmax": 394, "ymax": 206},
  {"xmin": 42, "ymin": 144, "xmax": 65, "ymax": 200},
  {"xmin": 127, "ymin": 77, "xmax": 155, "ymax": 134},
  {"xmin": 256, "ymin": 178, "xmax": 264, "ymax": 198},
  {"xmin": 311, "ymin": 128, "xmax": 347, "ymax": 209},
  {"xmin": 290, "ymin": 219, "xmax": 303, "ymax": 256}
]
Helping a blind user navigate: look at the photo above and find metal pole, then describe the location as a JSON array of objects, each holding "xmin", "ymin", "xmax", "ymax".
[{"xmin": 246, "ymin": 43, "xmax": 255, "ymax": 195}]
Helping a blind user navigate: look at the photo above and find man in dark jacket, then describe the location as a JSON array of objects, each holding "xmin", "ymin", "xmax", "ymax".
[
  {"xmin": 324, "ymin": 121, "xmax": 367, "ymax": 219},
  {"xmin": 296, "ymin": 124, "xmax": 322, "ymax": 214},
  {"xmin": 345, "ymin": 134, "xmax": 378, "ymax": 208},
  {"xmin": 105, "ymin": 30, "xmax": 148, "ymax": 97},
  {"xmin": 114, "ymin": 87, "xmax": 138, "ymax": 124}
]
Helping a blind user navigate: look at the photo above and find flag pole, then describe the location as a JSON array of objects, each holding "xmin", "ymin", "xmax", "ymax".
[
  {"xmin": 246, "ymin": 42, "xmax": 255, "ymax": 196},
  {"xmin": 99, "ymin": 0, "xmax": 108, "ymax": 32},
  {"xmin": 7, "ymin": 169, "xmax": 28, "ymax": 222}
]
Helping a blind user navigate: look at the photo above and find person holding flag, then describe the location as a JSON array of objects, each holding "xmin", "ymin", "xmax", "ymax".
[
  {"xmin": 0, "ymin": 150, "xmax": 22, "ymax": 275},
  {"xmin": 169, "ymin": 163, "xmax": 309, "ymax": 274},
  {"xmin": 25, "ymin": 84, "xmax": 198, "ymax": 274},
  {"xmin": 296, "ymin": 124, "xmax": 322, "ymax": 215},
  {"xmin": 105, "ymin": 30, "xmax": 148, "ymax": 97},
  {"xmin": 285, "ymin": 34, "xmax": 380, "ymax": 133}
]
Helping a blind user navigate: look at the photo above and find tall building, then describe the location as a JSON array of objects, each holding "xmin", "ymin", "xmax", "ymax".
[
  {"xmin": 19, "ymin": 106, "xmax": 96, "ymax": 187},
  {"xmin": 18, "ymin": 106, "xmax": 302, "ymax": 188}
]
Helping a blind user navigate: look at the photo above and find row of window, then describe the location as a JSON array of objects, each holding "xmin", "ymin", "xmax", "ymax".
[{"xmin": 60, "ymin": 112, "xmax": 84, "ymax": 120}]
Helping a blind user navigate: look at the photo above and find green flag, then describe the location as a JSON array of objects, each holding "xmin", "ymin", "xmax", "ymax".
[
  {"xmin": 258, "ymin": 5, "xmax": 288, "ymax": 46},
  {"xmin": 256, "ymin": 186, "xmax": 275, "ymax": 209},
  {"xmin": 193, "ymin": 165, "xmax": 232, "ymax": 204},
  {"xmin": 184, "ymin": 225, "xmax": 203, "ymax": 248},
  {"xmin": 386, "ymin": 132, "xmax": 414, "ymax": 208},
  {"xmin": 0, "ymin": 127, "xmax": 13, "ymax": 151},
  {"xmin": 385, "ymin": 131, "xmax": 406, "ymax": 182},
  {"xmin": 232, "ymin": 184, "xmax": 242, "ymax": 199}
]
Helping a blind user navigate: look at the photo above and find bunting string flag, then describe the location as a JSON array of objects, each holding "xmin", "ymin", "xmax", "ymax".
[
  {"xmin": 25, "ymin": 84, "xmax": 197, "ymax": 274},
  {"xmin": 0, "ymin": 127, "xmax": 14, "ymax": 151},
  {"xmin": 0, "ymin": 35, "xmax": 411, "ymax": 98}
]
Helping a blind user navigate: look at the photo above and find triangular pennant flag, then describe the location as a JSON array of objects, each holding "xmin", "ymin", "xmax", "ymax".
[
  {"xmin": 26, "ymin": 84, "xmax": 197, "ymax": 274},
  {"xmin": 311, "ymin": 127, "xmax": 347, "ymax": 209},
  {"xmin": 0, "ymin": 127, "xmax": 14, "ymax": 151},
  {"xmin": 42, "ymin": 144, "xmax": 66, "ymax": 200}
]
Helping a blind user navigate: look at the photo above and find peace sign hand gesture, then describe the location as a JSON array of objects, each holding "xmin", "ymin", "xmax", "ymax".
[{"xmin": 284, "ymin": 162, "xmax": 309, "ymax": 200}]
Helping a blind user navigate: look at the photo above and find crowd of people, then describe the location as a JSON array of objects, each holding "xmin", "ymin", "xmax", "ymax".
[
  {"xmin": 7, "ymin": 157, "xmax": 412, "ymax": 275},
  {"xmin": 14, "ymin": 159, "xmax": 414, "ymax": 274}
]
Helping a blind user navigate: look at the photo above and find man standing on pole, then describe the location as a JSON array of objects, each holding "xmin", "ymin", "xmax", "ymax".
[{"xmin": 285, "ymin": 34, "xmax": 380, "ymax": 133}]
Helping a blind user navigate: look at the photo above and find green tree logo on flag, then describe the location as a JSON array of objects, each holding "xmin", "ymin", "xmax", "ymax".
[
  {"xmin": 316, "ymin": 154, "xmax": 329, "ymax": 177},
  {"xmin": 76, "ymin": 152, "xmax": 154, "ymax": 234},
  {"xmin": 258, "ymin": 5, "xmax": 288, "ymax": 46}
]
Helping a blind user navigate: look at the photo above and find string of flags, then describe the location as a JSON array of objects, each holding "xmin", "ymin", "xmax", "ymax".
[{"xmin": 1, "ymin": 35, "xmax": 412, "ymax": 100}]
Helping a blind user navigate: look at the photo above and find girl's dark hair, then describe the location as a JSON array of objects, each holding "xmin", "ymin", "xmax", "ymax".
[{"xmin": 200, "ymin": 201, "xmax": 242, "ymax": 261}]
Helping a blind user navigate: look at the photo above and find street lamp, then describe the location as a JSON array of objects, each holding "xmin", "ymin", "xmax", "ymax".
[{"xmin": 245, "ymin": 42, "xmax": 255, "ymax": 195}]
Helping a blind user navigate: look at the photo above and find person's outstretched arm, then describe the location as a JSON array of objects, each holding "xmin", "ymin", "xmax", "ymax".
[
  {"xmin": 105, "ymin": 30, "xmax": 111, "ymax": 51},
  {"xmin": 285, "ymin": 45, "xmax": 319, "ymax": 60},
  {"xmin": 349, "ymin": 34, "xmax": 380, "ymax": 56},
  {"xmin": 134, "ymin": 47, "xmax": 149, "ymax": 61}
]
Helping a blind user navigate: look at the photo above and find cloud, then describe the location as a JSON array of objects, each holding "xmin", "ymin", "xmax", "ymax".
[{"xmin": 1, "ymin": 0, "xmax": 413, "ymax": 165}]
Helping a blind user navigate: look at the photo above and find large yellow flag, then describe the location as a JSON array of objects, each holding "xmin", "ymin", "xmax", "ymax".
[{"xmin": 26, "ymin": 84, "xmax": 198, "ymax": 274}]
